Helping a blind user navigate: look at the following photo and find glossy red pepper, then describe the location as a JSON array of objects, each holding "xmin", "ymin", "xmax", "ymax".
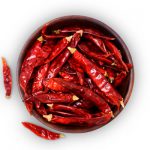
[
  {"xmin": 43, "ymin": 78, "xmax": 68, "ymax": 92},
  {"xmin": 32, "ymin": 63, "xmax": 49, "ymax": 93},
  {"xmin": 84, "ymin": 34, "xmax": 107, "ymax": 53},
  {"xmin": 105, "ymin": 67, "xmax": 115, "ymax": 83},
  {"xmin": 20, "ymin": 37, "xmax": 49, "ymax": 93},
  {"xmin": 43, "ymin": 113, "xmax": 111, "ymax": 126},
  {"xmin": 72, "ymin": 99, "xmax": 94, "ymax": 110},
  {"xmin": 52, "ymin": 78, "xmax": 113, "ymax": 115},
  {"xmin": 68, "ymin": 48, "xmax": 123, "ymax": 108},
  {"xmin": 46, "ymin": 49, "xmax": 71, "ymax": 78},
  {"xmin": 104, "ymin": 40, "xmax": 128, "ymax": 72},
  {"xmin": 114, "ymin": 71, "xmax": 127, "ymax": 87},
  {"xmin": 36, "ymin": 104, "xmax": 47, "ymax": 115},
  {"xmin": 78, "ymin": 42, "xmax": 113, "ymax": 65},
  {"xmin": 59, "ymin": 27, "xmax": 115, "ymax": 40},
  {"xmin": 24, "ymin": 101, "xmax": 33, "ymax": 114},
  {"xmin": 47, "ymin": 104, "xmax": 91, "ymax": 118},
  {"xmin": 2, "ymin": 57, "xmax": 12, "ymax": 97},
  {"xmin": 47, "ymin": 109, "xmax": 78, "ymax": 117},
  {"xmin": 44, "ymin": 36, "xmax": 72, "ymax": 64},
  {"xmin": 46, "ymin": 30, "xmax": 83, "ymax": 79},
  {"xmin": 126, "ymin": 63, "xmax": 133, "ymax": 69},
  {"xmin": 22, "ymin": 122, "xmax": 64, "ymax": 140},
  {"xmin": 42, "ymin": 24, "xmax": 68, "ymax": 39},
  {"xmin": 68, "ymin": 57, "xmax": 85, "ymax": 85},
  {"xmin": 59, "ymin": 71, "xmax": 77, "ymax": 81},
  {"xmin": 34, "ymin": 93, "xmax": 79, "ymax": 104}
]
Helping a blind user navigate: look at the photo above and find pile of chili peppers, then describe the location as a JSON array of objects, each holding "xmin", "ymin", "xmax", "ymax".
[{"xmin": 19, "ymin": 24, "xmax": 132, "ymax": 139}]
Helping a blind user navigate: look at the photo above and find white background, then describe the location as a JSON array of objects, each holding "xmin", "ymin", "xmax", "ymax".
[{"xmin": 0, "ymin": 0, "xmax": 149, "ymax": 149}]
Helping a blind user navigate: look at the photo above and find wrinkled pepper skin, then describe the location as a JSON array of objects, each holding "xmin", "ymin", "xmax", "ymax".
[
  {"xmin": 70, "ymin": 49, "xmax": 123, "ymax": 108},
  {"xmin": 43, "ymin": 113, "xmax": 111, "ymax": 126},
  {"xmin": 20, "ymin": 37, "xmax": 49, "ymax": 93},
  {"xmin": 53, "ymin": 78, "xmax": 112, "ymax": 115},
  {"xmin": 22, "ymin": 122, "xmax": 64, "ymax": 140},
  {"xmin": 34, "ymin": 93, "xmax": 78, "ymax": 104},
  {"xmin": 2, "ymin": 57, "xmax": 12, "ymax": 97}
]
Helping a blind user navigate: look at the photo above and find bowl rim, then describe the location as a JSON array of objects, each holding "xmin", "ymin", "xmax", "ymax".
[{"xmin": 17, "ymin": 15, "xmax": 134, "ymax": 133}]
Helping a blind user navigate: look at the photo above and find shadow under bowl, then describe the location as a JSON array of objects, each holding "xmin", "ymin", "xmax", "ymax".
[{"xmin": 17, "ymin": 15, "xmax": 134, "ymax": 133}]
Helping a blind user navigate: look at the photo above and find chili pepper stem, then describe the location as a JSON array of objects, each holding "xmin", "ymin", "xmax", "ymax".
[
  {"xmin": 59, "ymin": 134, "xmax": 65, "ymax": 138},
  {"xmin": 53, "ymin": 29, "xmax": 61, "ymax": 34},
  {"xmin": 37, "ymin": 36, "xmax": 44, "ymax": 42},
  {"xmin": 66, "ymin": 36, "xmax": 73, "ymax": 42},
  {"xmin": 104, "ymin": 71, "xmax": 108, "ymax": 77},
  {"xmin": 111, "ymin": 62, "xmax": 117, "ymax": 66},
  {"xmin": 43, "ymin": 114, "xmax": 52, "ymax": 122},
  {"xmin": 73, "ymin": 95, "xmax": 79, "ymax": 101},
  {"xmin": 47, "ymin": 104, "xmax": 53, "ymax": 109},
  {"xmin": 109, "ymin": 77, "xmax": 114, "ymax": 83},
  {"xmin": 120, "ymin": 99, "xmax": 125, "ymax": 108},
  {"xmin": 110, "ymin": 111, "xmax": 114, "ymax": 118},
  {"xmin": 68, "ymin": 47, "xmax": 77, "ymax": 54}
]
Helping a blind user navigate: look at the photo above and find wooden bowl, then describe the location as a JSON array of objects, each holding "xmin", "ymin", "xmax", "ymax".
[{"xmin": 17, "ymin": 15, "xmax": 134, "ymax": 133}]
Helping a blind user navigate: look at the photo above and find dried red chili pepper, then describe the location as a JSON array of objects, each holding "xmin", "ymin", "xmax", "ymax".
[
  {"xmin": 84, "ymin": 34, "xmax": 107, "ymax": 53},
  {"xmin": 78, "ymin": 42, "xmax": 113, "ymax": 65},
  {"xmin": 32, "ymin": 63, "xmax": 49, "ymax": 93},
  {"xmin": 34, "ymin": 99, "xmax": 41, "ymax": 109},
  {"xmin": 126, "ymin": 63, "xmax": 133, "ymax": 69},
  {"xmin": 36, "ymin": 104, "xmax": 47, "ymax": 115},
  {"xmin": 34, "ymin": 93, "xmax": 79, "ymax": 104},
  {"xmin": 2, "ymin": 57, "xmax": 12, "ymax": 97},
  {"xmin": 46, "ymin": 30, "xmax": 83, "ymax": 79},
  {"xmin": 46, "ymin": 49, "xmax": 71, "ymax": 78},
  {"xmin": 43, "ymin": 113, "xmax": 111, "ymax": 126},
  {"xmin": 47, "ymin": 104, "xmax": 91, "ymax": 118},
  {"xmin": 24, "ymin": 101, "xmax": 33, "ymax": 114},
  {"xmin": 114, "ymin": 71, "xmax": 127, "ymax": 87},
  {"xmin": 44, "ymin": 36, "xmax": 72, "ymax": 64},
  {"xmin": 59, "ymin": 71, "xmax": 77, "ymax": 81},
  {"xmin": 104, "ymin": 40, "xmax": 128, "ymax": 72},
  {"xmin": 47, "ymin": 109, "xmax": 77, "ymax": 117},
  {"xmin": 52, "ymin": 78, "xmax": 113, "ymax": 115},
  {"xmin": 58, "ymin": 27, "xmax": 115, "ymax": 40},
  {"xmin": 68, "ymin": 57, "xmax": 85, "ymax": 85},
  {"xmin": 22, "ymin": 122, "xmax": 64, "ymax": 140},
  {"xmin": 42, "ymin": 24, "xmax": 68, "ymax": 39},
  {"xmin": 19, "ymin": 36, "xmax": 49, "ymax": 93},
  {"xmin": 72, "ymin": 99, "xmax": 94, "ymax": 110},
  {"xmin": 105, "ymin": 67, "xmax": 115, "ymax": 83},
  {"xmin": 68, "ymin": 47, "xmax": 123, "ymax": 108},
  {"xmin": 43, "ymin": 78, "xmax": 68, "ymax": 92}
]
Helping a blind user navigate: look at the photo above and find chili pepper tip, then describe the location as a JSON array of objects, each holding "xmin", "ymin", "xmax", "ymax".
[
  {"xmin": 43, "ymin": 114, "xmax": 52, "ymax": 122},
  {"xmin": 37, "ymin": 36, "xmax": 44, "ymax": 42},
  {"xmin": 68, "ymin": 47, "xmax": 77, "ymax": 54},
  {"xmin": 47, "ymin": 104, "xmax": 53, "ymax": 109},
  {"xmin": 72, "ymin": 95, "xmax": 79, "ymax": 101},
  {"xmin": 120, "ymin": 99, "xmax": 125, "ymax": 108},
  {"xmin": 66, "ymin": 35, "xmax": 73, "ymax": 42},
  {"xmin": 2, "ymin": 57, "xmax": 6, "ymax": 65}
]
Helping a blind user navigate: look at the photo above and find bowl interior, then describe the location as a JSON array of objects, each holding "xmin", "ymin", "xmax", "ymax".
[{"xmin": 17, "ymin": 16, "xmax": 134, "ymax": 133}]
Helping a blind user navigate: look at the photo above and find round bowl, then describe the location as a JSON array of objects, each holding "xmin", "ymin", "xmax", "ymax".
[{"xmin": 17, "ymin": 15, "xmax": 134, "ymax": 133}]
